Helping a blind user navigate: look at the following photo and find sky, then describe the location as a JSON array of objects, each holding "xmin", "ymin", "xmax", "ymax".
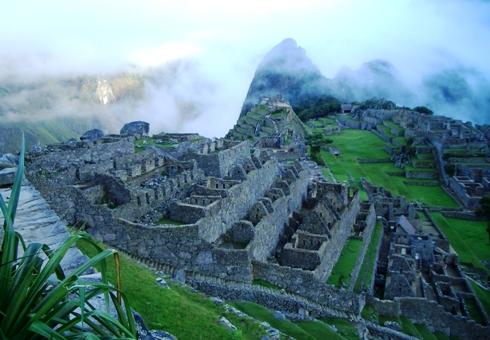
[{"xmin": 1, "ymin": 0, "xmax": 490, "ymax": 137}]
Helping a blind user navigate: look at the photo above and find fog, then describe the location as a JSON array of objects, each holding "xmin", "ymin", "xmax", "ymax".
[{"xmin": 1, "ymin": 0, "xmax": 490, "ymax": 138}]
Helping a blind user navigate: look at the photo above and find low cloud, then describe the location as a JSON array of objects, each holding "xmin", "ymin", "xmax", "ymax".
[{"xmin": 0, "ymin": 0, "xmax": 489, "ymax": 138}]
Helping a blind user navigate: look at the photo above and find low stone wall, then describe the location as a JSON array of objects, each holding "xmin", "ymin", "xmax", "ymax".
[
  {"xmin": 403, "ymin": 181, "xmax": 439, "ymax": 186},
  {"xmin": 405, "ymin": 170, "xmax": 439, "ymax": 179},
  {"xmin": 356, "ymin": 158, "xmax": 392, "ymax": 163},
  {"xmin": 365, "ymin": 295, "xmax": 400, "ymax": 318},
  {"xmin": 186, "ymin": 274, "xmax": 360, "ymax": 320},
  {"xmin": 412, "ymin": 161, "xmax": 436, "ymax": 168},
  {"xmin": 441, "ymin": 211, "xmax": 481, "ymax": 220},
  {"xmin": 398, "ymin": 297, "xmax": 490, "ymax": 340},
  {"xmin": 252, "ymin": 260, "xmax": 365, "ymax": 314},
  {"xmin": 366, "ymin": 323, "xmax": 419, "ymax": 340}
]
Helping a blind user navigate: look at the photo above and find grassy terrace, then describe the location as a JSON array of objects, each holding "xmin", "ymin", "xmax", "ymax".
[
  {"xmin": 404, "ymin": 164, "xmax": 438, "ymax": 172},
  {"xmin": 319, "ymin": 117, "xmax": 338, "ymax": 125},
  {"xmin": 320, "ymin": 130, "xmax": 458, "ymax": 206},
  {"xmin": 430, "ymin": 213, "xmax": 490, "ymax": 271},
  {"xmin": 377, "ymin": 125, "xmax": 398, "ymax": 138},
  {"xmin": 384, "ymin": 120, "xmax": 405, "ymax": 131},
  {"xmin": 135, "ymin": 137, "xmax": 176, "ymax": 153},
  {"xmin": 327, "ymin": 238, "xmax": 363, "ymax": 288},
  {"xmin": 354, "ymin": 222, "xmax": 383, "ymax": 293},
  {"xmin": 309, "ymin": 120, "xmax": 324, "ymax": 127}
]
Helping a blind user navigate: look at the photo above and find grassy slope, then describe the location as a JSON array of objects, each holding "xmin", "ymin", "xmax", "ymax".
[{"xmin": 76, "ymin": 238, "xmax": 266, "ymax": 340}]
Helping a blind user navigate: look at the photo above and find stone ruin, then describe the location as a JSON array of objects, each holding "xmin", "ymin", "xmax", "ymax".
[
  {"xmin": 4, "ymin": 115, "xmax": 490, "ymax": 338},
  {"xmin": 337, "ymin": 106, "xmax": 490, "ymax": 209},
  {"xmin": 361, "ymin": 178, "xmax": 490, "ymax": 329}
]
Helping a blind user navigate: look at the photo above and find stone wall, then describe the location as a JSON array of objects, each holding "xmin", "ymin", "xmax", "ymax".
[
  {"xmin": 349, "ymin": 204, "xmax": 377, "ymax": 291},
  {"xmin": 397, "ymin": 297, "xmax": 490, "ymax": 340},
  {"xmin": 252, "ymin": 260, "xmax": 365, "ymax": 314},
  {"xmin": 188, "ymin": 141, "xmax": 250, "ymax": 178},
  {"xmin": 405, "ymin": 170, "xmax": 439, "ymax": 179},
  {"xmin": 194, "ymin": 160, "xmax": 279, "ymax": 244}
]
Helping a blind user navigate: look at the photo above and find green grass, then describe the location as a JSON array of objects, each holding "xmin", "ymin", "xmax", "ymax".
[
  {"xmin": 470, "ymin": 279, "xmax": 490, "ymax": 318},
  {"xmin": 327, "ymin": 238, "xmax": 363, "ymax": 288},
  {"xmin": 295, "ymin": 321, "xmax": 346, "ymax": 340},
  {"xmin": 415, "ymin": 323, "xmax": 438, "ymax": 339},
  {"xmin": 400, "ymin": 316, "xmax": 422, "ymax": 338},
  {"xmin": 231, "ymin": 302, "xmax": 316, "ymax": 340},
  {"xmin": 384, "ymin": 120, "xmax": 405, "ymax": 131},
  {"xmin": 76, "ymin": 238, "xmax": 266, "ymax": 340},
  {"xmin": 430, "ymin": 213, "xmax": 487, "ymax": 272},
  {"xmin": 318, "ymin": 129, "xmax": 458, "ymax": 207},
  {"xmin": 464, "ymin": 298, "xmax": 486, "ymax": 325},
  {"xmin": 309, "ymin": 120, "xmax": 324, "ymax": 127},
  {"xmin": 355, "ymin": 222, "xmax": 383, "ymax": 292},
  {"xmin": 320, "ymin": 318, "xmax": 358, "ymax": 340},
  {"xmin": 134, "ymin": 137, "xmax": 176, "ymax": 153}
]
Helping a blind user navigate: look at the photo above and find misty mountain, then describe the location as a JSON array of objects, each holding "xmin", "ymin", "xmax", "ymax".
[
  {"xmin": 240, "ymin": 39, "xmax": 419, "ymax": 117},
  {"xmin": 241, "ymin": 38, "xmax": 490, "ymax": 126},
  {"xmin": 239, "ymin": 38, "xmax": 334, "ymax": 117}
]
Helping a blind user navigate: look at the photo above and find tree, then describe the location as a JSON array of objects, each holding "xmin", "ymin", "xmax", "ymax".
[
  {"xmin": 475, "ymin": 196, "xmax": 490, "ymax": 244},
  {"xmin": 413, "ymin": 106, "xmax": 434, "ymax": 115},
  {"xmin": 305, "ymin": 133, "xmax": 332, "ymax": 165}
]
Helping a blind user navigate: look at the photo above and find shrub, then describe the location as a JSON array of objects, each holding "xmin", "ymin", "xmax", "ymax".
[{"xmin": 0, "ymin": 136, "xmax": 136, "ymax": 339}]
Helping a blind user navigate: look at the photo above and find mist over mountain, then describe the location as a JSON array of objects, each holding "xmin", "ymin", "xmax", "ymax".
[
  {"xmin": 332, "ymin": 60, "xmax": 416, "ymax": 107},
  {"xmin": 0, "ymin": 60, "xmax": 216, "ymax": 152},
  {"xmin": 240, "ymin": 38, "xmax": 334, "ymax": 117},
  {"xmin": 241, "ymin": 38, "xmax": 490, "ymax": 123},
  {"xmin": 421, "ymin": 67, "xmax": 490, "ymax": 124}
]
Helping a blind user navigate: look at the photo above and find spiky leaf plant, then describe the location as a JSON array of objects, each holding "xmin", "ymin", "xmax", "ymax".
[{"xmin": 0, "ymin": 136, "xmax": 136, "ymax": 339}]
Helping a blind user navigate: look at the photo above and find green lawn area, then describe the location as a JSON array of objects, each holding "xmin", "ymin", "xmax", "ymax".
[
  {"xmin": 231, "ymin": 302, "xmax": 316, "ymax": 340},
  {"xmin": 295, "ymin": 321, "xmax": 346, "ymax": 340},
  {"xmin": 320, "ymin": 318, "xmax": 358, "ymax": 340},
  {"xmin": 405, "ymin": 185, "xmax": 458, "ymax": 207},
  {"xmin": 76, "ymin": 237, "xmax": 266, "ymax": 340},
  {"xmin": 320, "ymin": 129, "xmax": 457, "ymax": 207},
  {"xmin": 384, "ymin": 120, "xmax": 405, "ymax": 131},
  {"xmin": 309, "ymin": 120, "xmax": 324, "ymax": 127},
  {"xmin": 134, "ymin": 137, "xmax": 176, "ymax": 153},
  {"xmin": 327, "ymin": 238, "xmax": 363, "ymax": 288},
  {"xmin": 430, "ymin": 212, "xmax": 488, "ymax": 272},
  {"xmin": 469, "ymin": 279, "xmax": 490, "ymax": 318},
  {"xmin": 354, "ymin": 222, "xmax": 383, "ymax": 292}
]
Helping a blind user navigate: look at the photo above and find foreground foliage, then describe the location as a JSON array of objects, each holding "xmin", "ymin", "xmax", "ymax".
[{"xmin": 0, "ymin": 137, "xmax": 136, "ymax": 339}]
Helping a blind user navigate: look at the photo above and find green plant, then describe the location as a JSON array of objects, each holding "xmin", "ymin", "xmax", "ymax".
[{"xmin": 0, "ymin": 136, "xmax": 136, "ymax": 339}]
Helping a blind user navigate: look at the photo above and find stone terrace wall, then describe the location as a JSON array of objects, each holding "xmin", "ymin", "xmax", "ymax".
[
  {"xmin": 252, "ymin": 260, "xmax": 365, "ymax": 314},
  {"xmin": 251, "ymin": 169, "xmax": 308, "ymax": 260},
  {"xmin": 398, "ymin": 297, "xmax": 490, "ymax": 340},
  {"xmin": 188, "ymin": 141, "xmax": 250, "ymax": 178},
  {"xmin": 315, "ymin": 191, "xmax": 361, "ymax": 281},
  {"xmin": 195, "ymin": 160, "xmax": 279, "ymax": 244},
  {"xmin": 349, "ymin": 204, "xmax": 377, "ymax": 291}
]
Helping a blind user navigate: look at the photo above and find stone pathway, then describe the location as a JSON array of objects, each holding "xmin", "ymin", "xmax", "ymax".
[{"xmin": 0, "ymin": 178, "xmax": 91, "ymax": 275}]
